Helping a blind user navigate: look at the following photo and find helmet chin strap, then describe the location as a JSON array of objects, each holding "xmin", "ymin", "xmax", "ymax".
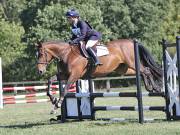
[{"xmin": 73, "ymin": 18, "xmax": 78, "ymax": 26}]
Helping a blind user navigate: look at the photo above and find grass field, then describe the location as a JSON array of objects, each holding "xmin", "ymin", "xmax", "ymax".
[{"xmin": 0, "ymin": 93, "xmax": 180, "ymax": 135}]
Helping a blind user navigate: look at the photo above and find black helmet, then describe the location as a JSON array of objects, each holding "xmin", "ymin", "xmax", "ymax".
[{"xmin": 66, "ymin": 9, "xmax": 79, "ymax": 17}]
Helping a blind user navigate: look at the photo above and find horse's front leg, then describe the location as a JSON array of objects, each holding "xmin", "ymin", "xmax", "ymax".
[
  {"xmin": 47, "ymin": 91, "xmax": 59, "ymax": 114},
  {"xmin": 55, "ymin": 74, "xmax": 79, "ymax": 108},
  {"xmin": 46, "ymin": 77, "xmax": 60, "ymax": 114},
  {"xmin": 55, "ymin": 82, "xmax": 71, "ymax": 108}
]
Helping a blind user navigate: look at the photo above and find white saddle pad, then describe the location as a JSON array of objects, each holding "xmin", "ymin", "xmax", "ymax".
[{"xmin": 96, "ymin": 46, "xmax": 109, "ymax": 57}]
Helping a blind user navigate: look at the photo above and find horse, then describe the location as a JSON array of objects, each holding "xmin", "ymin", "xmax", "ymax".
[{"xmin": 36, "ymin": 39, "xmax": 163, "ymax": 110}]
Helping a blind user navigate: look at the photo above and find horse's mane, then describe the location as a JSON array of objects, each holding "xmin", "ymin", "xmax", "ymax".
[{"xmin": 42, "ymin": 40, "xmax": 69, "ymax": 46}]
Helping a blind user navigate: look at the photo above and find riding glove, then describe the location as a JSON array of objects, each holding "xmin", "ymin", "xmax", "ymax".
[{"xmin": 69, "ymin": 40, "xmax": 79, "ymax": 45}]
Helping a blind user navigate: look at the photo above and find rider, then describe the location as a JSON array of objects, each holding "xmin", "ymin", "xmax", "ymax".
[{"xmin": 66, "ymin": 9, "xmax": 102, "ymax": 66}]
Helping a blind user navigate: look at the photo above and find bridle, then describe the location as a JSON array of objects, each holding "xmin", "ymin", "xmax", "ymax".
[
  {"xmin": 37, "ymin": 45, "xmax": 80, "ymax": 68},
  {"xmin": 37, "ymin": 47, "xmax": 60, "ymax": 65}
]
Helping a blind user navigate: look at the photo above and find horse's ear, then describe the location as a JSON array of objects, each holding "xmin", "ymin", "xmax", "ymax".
[{"xmin": 35, "ymin": 40, "xmax": 42, "ymax": 48}]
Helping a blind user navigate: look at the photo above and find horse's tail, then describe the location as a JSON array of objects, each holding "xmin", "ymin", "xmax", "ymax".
[{"xmin": 138, "ymin": 43, "xmax": 163, "ymax": 80}]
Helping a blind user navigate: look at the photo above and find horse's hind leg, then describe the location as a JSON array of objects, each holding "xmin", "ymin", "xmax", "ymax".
[
  {"xmin": 125, "ymin": 61, "xmax": 155, "ymax": 92},
  {"xmin": 141, "ymin": 68, "xmax": 153, "ymax": 92},
  {"xmin": 124, "ymin": 53, "xmax": 161, "ymax": 92},
  {"xmin": 140, "ymin": 67, "xmax": 162, "ymax": 92}
]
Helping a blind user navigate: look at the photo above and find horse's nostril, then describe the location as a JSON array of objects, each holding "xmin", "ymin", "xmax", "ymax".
[{"xmin": 39, "ymin": 70, "xmax": 43, "ymax": 75}]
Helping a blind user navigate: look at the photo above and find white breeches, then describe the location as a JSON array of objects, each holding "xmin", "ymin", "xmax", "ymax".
[{"xmin": 85, "ymin": 40, "xmax": 98, "ymax": 49}]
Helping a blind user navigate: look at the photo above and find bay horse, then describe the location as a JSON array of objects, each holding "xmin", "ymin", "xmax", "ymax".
[{"xmin": 36, "ymin": 39, "xmax": 163, "ymax": 110}]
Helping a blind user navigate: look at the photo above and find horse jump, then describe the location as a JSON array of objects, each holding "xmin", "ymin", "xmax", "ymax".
[{"xmin": 59, "ymin": 79, "xmax": 166, "ymax": 123}]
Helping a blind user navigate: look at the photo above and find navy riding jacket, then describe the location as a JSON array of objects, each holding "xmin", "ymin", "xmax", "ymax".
[{"xmin": 71, "ymin": 20, "xmax": 101, "ymax": 43}]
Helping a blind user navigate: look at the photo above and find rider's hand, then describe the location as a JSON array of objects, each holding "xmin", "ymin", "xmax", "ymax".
[
  {"xmin": 69, "ymin": 40, "xmax": 74, "ymax": 45},
  {"xmin": 69, "ymin": 40, "xmax": 79, "ymax": 45}
]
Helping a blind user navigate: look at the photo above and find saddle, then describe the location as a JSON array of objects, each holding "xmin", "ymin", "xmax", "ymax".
[{"xmin": 79, "ymin": 42, "xmax": 109, "ymax": 58}]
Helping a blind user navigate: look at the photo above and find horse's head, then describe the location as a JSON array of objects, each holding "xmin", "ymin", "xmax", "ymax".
[
  {"xmin": 36, "ymin": 41, "xmax": 76, "ymax": 75},
  {"xmin": 36, "ymin": 42, "xmax": 54, "ymax": 75}
]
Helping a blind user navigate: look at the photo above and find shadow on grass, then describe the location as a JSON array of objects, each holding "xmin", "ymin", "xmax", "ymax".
[
  {"xmin": 0, "ymin": 121, "xmax": 51, "ymax": 129},
  {"xmin": 93, "ymin": 118, "xmax": 167, "ymax": 126},
  {"xmin": 0, "ymin": 118, "xmax": 64, "ymax": 129},
  {"xmin": 0, "ymin": 117, "xmax": 86, "ymax": 129},
  {"xmin": 0, "ymin": 117, "xmax": 168, "ymax": 129}
]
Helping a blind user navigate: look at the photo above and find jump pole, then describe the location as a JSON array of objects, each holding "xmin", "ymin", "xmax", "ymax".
[
  {"xmin": 176, "ymin": 36, "xmax": 180, "ymax": 100},
  {"xmin": 162, "ymin": 39, "xmax": 171, "ymax": 120},
  {"xmin": 134, "ymin": 39, "xmax": 144, "ymax": 123},
  {"xmin": 175, "ymin": 36, "xmax": 180, "ymax": 118},
  {"xmin": 0, "ymin": 58, "xmax": 3, "ymax": 109}
]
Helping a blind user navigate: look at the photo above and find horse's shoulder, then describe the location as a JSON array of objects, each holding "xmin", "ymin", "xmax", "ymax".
[{"xmin": 69, "ymin": 45, "xmax": 82, "ymax": 56}]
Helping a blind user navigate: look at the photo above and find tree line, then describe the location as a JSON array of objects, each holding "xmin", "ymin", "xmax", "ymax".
[{"xmin": 0, "ymin": 0, "xmax": 179, "ymax": 82}]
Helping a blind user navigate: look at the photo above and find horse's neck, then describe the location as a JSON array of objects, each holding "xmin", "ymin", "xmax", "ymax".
[
  {"xmin": 47, "ymin": 44, "xmax": 81, "ymax": 64},
  {"xmin": 52, "ymin": 44, "xmax": 71, "ymax": 63}
]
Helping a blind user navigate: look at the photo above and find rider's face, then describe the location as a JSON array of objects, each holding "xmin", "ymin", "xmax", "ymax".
[{"xmin": 67, "ymin": 17, "xmax": 78, "ymax": 25}]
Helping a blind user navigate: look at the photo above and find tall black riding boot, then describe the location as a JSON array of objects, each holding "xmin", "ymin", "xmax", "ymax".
[{"xmin": 87, "ymin": 47, "xmax": 102, "ymax": 66}]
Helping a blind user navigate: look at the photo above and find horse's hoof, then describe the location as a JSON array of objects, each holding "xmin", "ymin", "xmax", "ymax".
[
  {"xmin": 152, "ymin": 86, "xmax": 162, "ymax": 93},
  {"xmin": 56, "ymin": 115, "xmax": 61, "ymax": 120},
  {"xmin": 52, "ymin": 97, "xmax": 58, "ymax": 104},
  {"xmin": 50, "ymin": 110, "xmax": 57, "ymax": 114},
  {"xmin": 50, "ymin": 118, "xmax": 57, "ymax": 122},
  {"xmin": 55, "ymin": 100, "xmax": 63, "ymax": 108},
  {"xmin": 154, "ymin": 89, "xmax": 161, "ymax": 93},
  {"xmin": 55, "ymin": 103, "xmax": 61, "ymax": 108},
  {"xmin": 50, "ymin": 118, "xmax": 61, "ymax": 124}
]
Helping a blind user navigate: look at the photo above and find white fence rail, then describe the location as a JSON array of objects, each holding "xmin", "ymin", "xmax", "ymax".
[{"xmin": 3, "ymin": 76, "xmax": 136, "ymax": 93}]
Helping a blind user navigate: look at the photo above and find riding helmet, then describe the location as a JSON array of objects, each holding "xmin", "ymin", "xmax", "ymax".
[{"xmin": 66, "ymin": 9, "xmax": 79, "ymax": 17}]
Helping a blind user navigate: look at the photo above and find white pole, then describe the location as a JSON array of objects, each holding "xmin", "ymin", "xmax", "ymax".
[{"xmin": 0, "ymin": 58, "xmax": 3, "ymax": 109}]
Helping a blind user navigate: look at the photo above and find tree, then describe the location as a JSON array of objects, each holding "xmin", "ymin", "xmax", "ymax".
[
  {"xmin": 0, "ymin": 19, "xmax": 26, "ymax": 81},
  {"xmin": 97, "ymin": 0, "xmax": 176, "ymax": 61},
  {"xmin": 161, "ymin": 0, "xmax": 180, "ymax": 41},
  {"xmin": 0, "ymin": 0, "xmax": 26, "ymax": 23}
]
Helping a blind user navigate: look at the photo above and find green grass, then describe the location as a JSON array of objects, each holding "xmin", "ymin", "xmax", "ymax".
[{"xmin": 0, "ymin": 95, "xmax": 180, "ymax": 135}]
